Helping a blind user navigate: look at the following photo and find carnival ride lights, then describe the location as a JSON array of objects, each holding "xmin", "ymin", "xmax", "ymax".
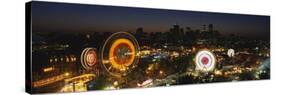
[
  {"xmin": 100, "ymin": 32, "xmax": 140, "ymax": 77},
  {"xmin": 80, "ymin": 32, "xmax": 140, "ymax": 77},
  {"xmin": 227, "ymin": 48, "xmax": 235, "ymax": 58},
  {"xmin": 195, "ymin": 49, "xmax": 216, "ymax": 72},
  {"xmin": 80, "ymin": 48, "xmax": 98, "ymax": 70},
  {"xmin": 109, "ymin": 38, "xmax": 136, "ymax": 69}
]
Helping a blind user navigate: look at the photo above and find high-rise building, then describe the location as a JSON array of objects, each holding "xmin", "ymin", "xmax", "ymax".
[
  {"xmin": 168, "ymin": 24, "xmax": 186, "ymax": 44},
  {"xmin": 202, "ymin": 24, "xmax": 207, "ymax": 32},
  {"xmin": 208, "ymin": 24, "xmax": 213, "ymax": 32}
]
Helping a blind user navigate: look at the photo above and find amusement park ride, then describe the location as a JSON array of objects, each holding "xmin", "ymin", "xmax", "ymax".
[
  {"xmin": 80, "ymin": 32, "xmax": 141, "ymax": 77},
  {"xmin": 74, "ymin": 31, "xmax": 217, "ymax": 92},
  {"xmin": 54, "ymin": 32, "xmax": 142, "ymax": 92},
  {"xmin": 80, "ymin": 31, "xmax": 216, "ymax": 78},
  {"xmin": 29, "ymin": 31, "xmax": 217, "ymax": 93}
]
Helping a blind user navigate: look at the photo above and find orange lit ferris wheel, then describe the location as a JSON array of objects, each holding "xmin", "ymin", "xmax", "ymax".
[{"xmin": 100, "ymin": 32, "xmax": 140, "ymax": 77}]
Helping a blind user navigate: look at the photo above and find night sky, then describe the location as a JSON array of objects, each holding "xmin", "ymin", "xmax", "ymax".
[{"xmin": 31, "ymin": 1, "xmax": 270, "ymax": 40}]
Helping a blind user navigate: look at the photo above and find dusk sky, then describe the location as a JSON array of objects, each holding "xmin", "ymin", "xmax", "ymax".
[{"xmin": 31, "ymin": 1, "xmax": 270, "ymax": 39}]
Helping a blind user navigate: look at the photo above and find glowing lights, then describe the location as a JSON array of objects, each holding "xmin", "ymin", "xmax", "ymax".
[
  {"xmin": 195, "ymin": 49, "xmax": 216, "ymax": 72},
  {"xmin": 159, "ymin": 70, "xmax": 164, "ymax": 74},
  {"xmin": 64, "ymin": 72, "xmax": 70, "ymax": 76},
  {"xmin": 61, "ymin": 79, "xmax": 89, "ymax": 92},
  {"xmin": 227, "ymin": 49, "xmax": 235, "ymax": 57},
  {"xmin": 49, "ymin": 59, "xmax": 53, "ymax": 63},
  {"xmin": 101, "ymin": 32, "xmax": 140, "ymax": 77},
  {"xmin": 49, "ymin": 55, "xmax": 76, "ymax": 64},
  {"xmin": 109, "ymin": 38, "xmax": 135, "ymax": 69},
  {"xmin": 33, "ymin": 73, "xmax": 70, "ymax": 88},
  {"xmin": 104, "ymin": 86, "xmax": 116, "ymax": 90},
  {"xmin": 61, "ymin": 74, "xmax": 95, "ymax": 92},
  {"xmin": 80, "ymin": 48, "xmax": 98, "ymax": 70},
  {"xmin": 66, "ymin": 56, "xmax": 70, "ymax": 63},
  {"xmin": 138, "ymin": 79, "xmax": 153, "ymax": 87},
  {"xmin": 43, "ymin": 67, "xmax": 54, "ymax": 72},
  {"xmin": 214, "ymin": 70, "xmax": 223, "ymax": 76},
  {"xmin": 64, "ymin": 74, "xmax": 95, "ymax": 84},
  {"xmin": 113, "ymin": 81, "xmax": 119, "ymax": 86}
]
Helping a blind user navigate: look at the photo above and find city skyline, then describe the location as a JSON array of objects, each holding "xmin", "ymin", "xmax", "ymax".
[{"xmin": 31, "ymin": 1, "xmax": 269, "ymax": 40}]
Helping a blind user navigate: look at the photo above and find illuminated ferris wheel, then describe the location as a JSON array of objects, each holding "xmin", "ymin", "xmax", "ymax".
[
  {"xmin": 80, "ymin": 48, "xmax": 98, "ymax": 70},
  {"xmin": 195, "ymin": 49, "xmax": 216, "ymax": 72},
  {"xmin": 100, "ymin": 32, "xmax": 140, "ymax": 77}
]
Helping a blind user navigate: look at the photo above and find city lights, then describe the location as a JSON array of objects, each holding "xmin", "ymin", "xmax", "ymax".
[
  {"xmin": 29, "ymin": 3, "xmax": 270, "ymax": 93},
  {"xmin": 43, "ymin": 67, "xmax": 54, "ymax": 72}
]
